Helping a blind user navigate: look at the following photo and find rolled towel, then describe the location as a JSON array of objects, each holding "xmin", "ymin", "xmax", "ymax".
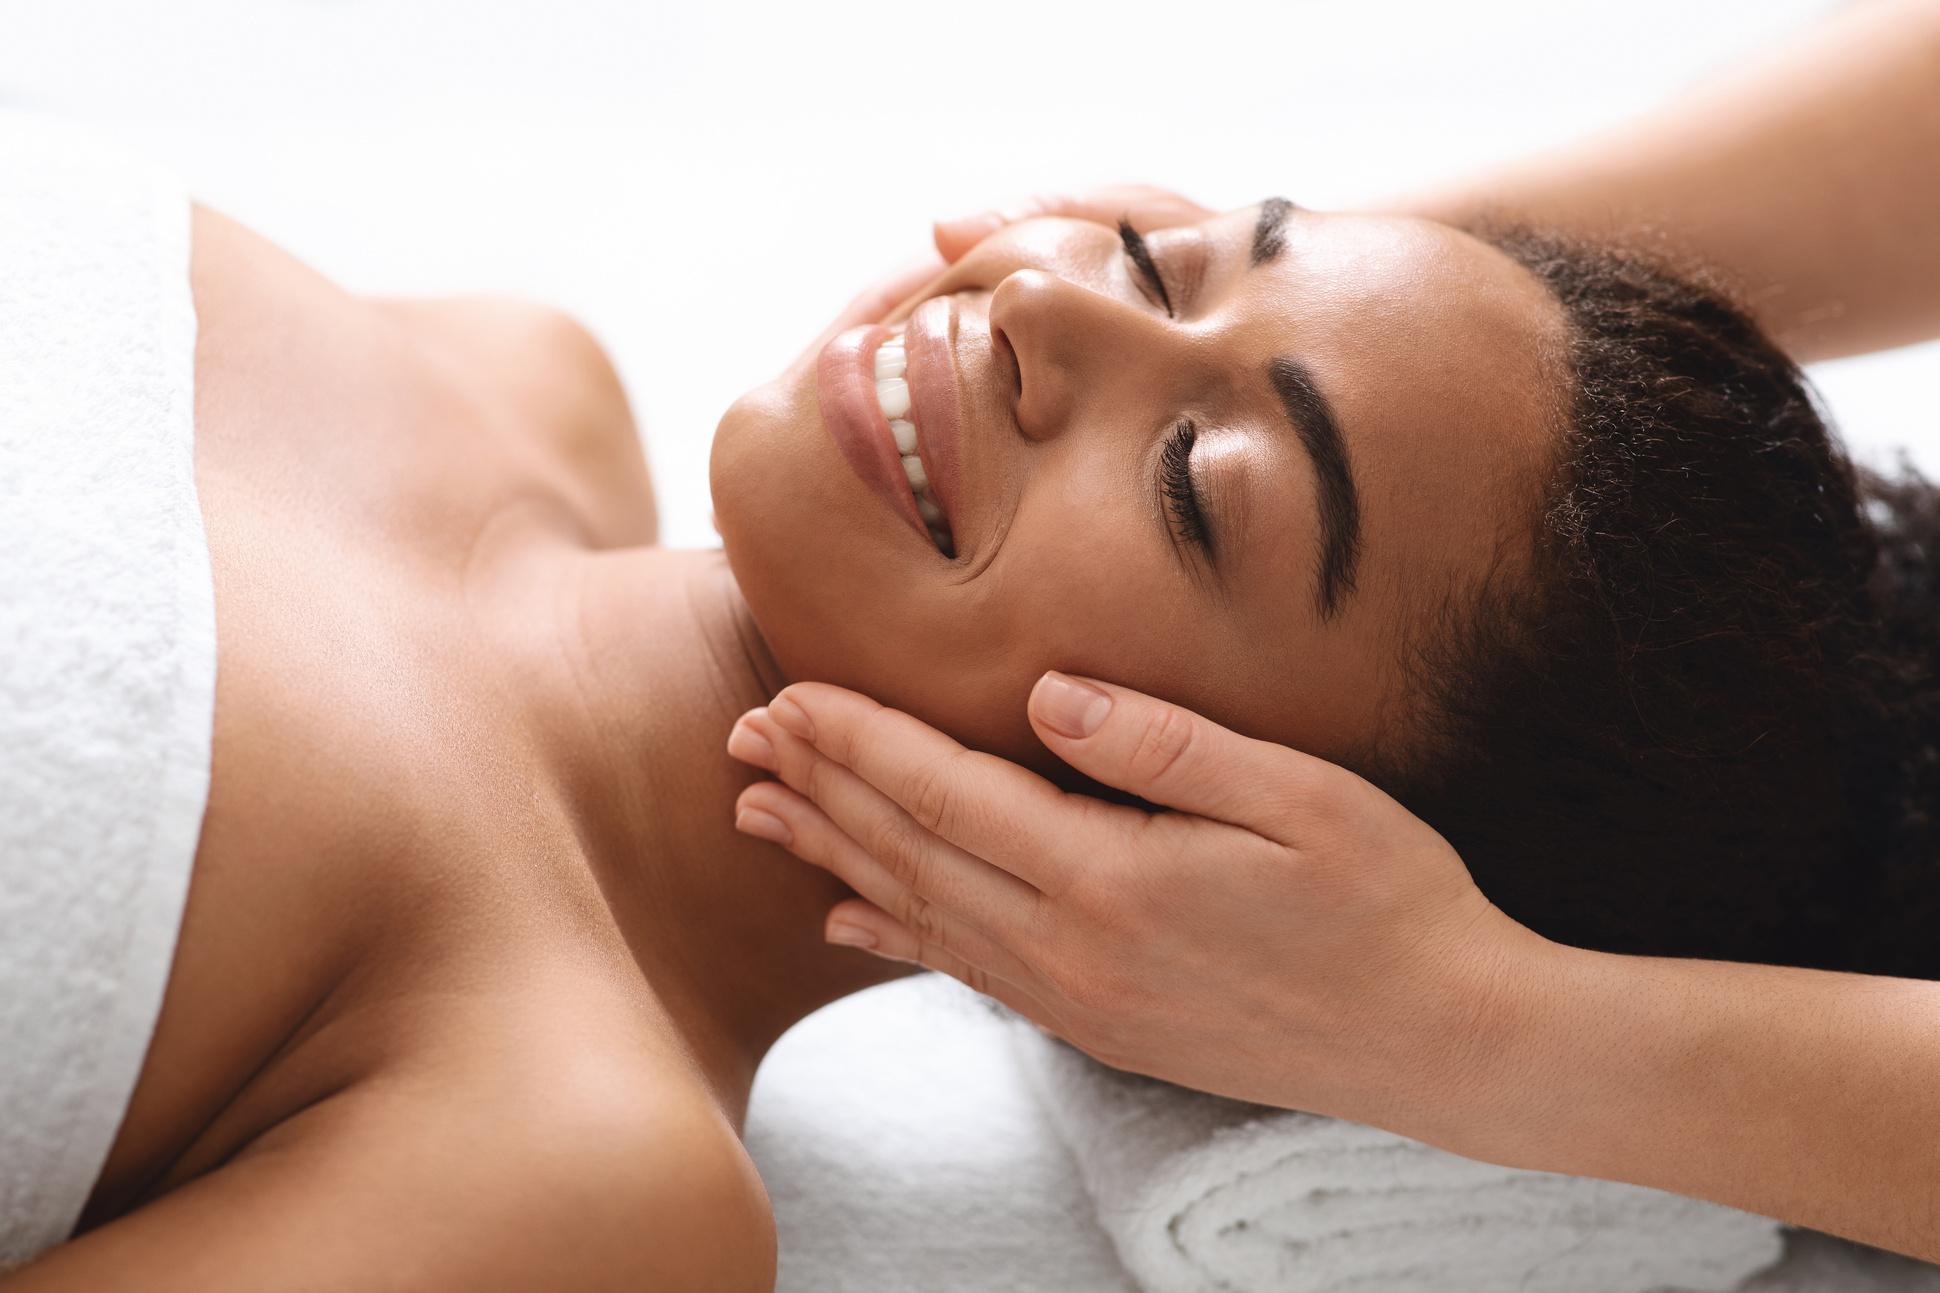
[{"xmin": 1012, "ymin": 1026, "xmax": 1783, "ymax": 1293}]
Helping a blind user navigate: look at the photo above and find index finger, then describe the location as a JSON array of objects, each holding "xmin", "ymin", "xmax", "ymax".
[
  {"xmin": 764, "ymin": 682, "xmax": 1141, "ymax": 896},
  {"xmin": 932, "ymin": 186, "xmax": 1219, "ymax": 262}
]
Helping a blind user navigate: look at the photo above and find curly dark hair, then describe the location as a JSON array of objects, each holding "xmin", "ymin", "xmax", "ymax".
[{"xmin": 1390, "ymin": 229, "xmax": 1940, "ymax": 979}]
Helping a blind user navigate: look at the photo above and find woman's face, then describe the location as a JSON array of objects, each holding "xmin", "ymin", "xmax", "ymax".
[{"xmin": 712, "ymin": 203, "xmax": 1563, "ymax": 771}]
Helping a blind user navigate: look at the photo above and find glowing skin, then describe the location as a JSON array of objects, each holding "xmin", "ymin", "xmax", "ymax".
[{"xmin": 714, "ymin": 205, "xmax": 1566, "ymax": 773}]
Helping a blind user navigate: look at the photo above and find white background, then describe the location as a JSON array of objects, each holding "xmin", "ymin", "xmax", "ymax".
[{"xmin": 4, "ymin": 0, "xmax": 1932, "ymax": 549}]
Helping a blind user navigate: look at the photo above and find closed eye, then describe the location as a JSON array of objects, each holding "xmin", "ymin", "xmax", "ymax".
[
  {"xmin": 1119, "ymin": 220, "xmax": 1173, "ymax": 318},
  {"xmin": 1160, "ymin": 419, "xmax": 1211, "ymax": 558}
]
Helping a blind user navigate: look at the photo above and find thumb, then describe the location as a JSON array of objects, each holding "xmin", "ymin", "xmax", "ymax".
[{"xmin": 1027, "ymin": 672, "xmax": 1326, "ymax": 827}]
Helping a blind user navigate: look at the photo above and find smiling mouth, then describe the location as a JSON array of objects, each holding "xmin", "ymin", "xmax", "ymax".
[{"xmin": 873, "ymin": 336, "xmax": 955, "ymax": 556}]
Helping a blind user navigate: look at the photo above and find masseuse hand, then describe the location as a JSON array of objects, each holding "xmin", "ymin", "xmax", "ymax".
[
  {"xmin": 726, "ymin": 674, "xmax": 1550, "ymax": 1130},
  {"xmin": 799, "ymin": 186, "xmax": 1211, "ymax": 360},
  {"xmin": 932, "ymin": 184, "xmax": 1217, "ymax": 263}
]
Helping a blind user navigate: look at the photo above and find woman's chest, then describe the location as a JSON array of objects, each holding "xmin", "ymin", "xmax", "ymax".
[
  {"xmin": 90, "ymin": 358, "xmax": 630, "ymax": 1226},
  {"xmin": 82, "ymin": 629, "xmax": 637, "ymax": 1220}
]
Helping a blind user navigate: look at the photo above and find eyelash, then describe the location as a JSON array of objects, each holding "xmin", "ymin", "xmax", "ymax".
[
  {"xmin": 1119, "ymin": 220, "xmax": 1173, "ymax": 317},
  {"xmin": 1160, "ymin": 419, "xmax": 1211, "ymax": 555}
]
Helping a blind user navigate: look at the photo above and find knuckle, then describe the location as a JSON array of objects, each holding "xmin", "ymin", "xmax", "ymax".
[
  {"xmin": 845, "ymin": 696, "xmax": 899, "ymax": 764},
  {"xmin": 1063, "ymin": 862, "xmax": 1155, "ymax": 940},
  {"xmin": 795, "ymin": 747, "xmax": 842, "ymax": 806},
  {"xmin": 904, "ymin": 749, "xmax": 978, "ymax": 840},
  {"xmin": 861, "ymin": 808, "xmax": 934, "ymax": 882},
  {"xmin": 899, "ymin": 890, "xmax": 950, "ymax": 949},
  {"xmin": 1124, "ymin": 706, "xmax": 1200, "ymax": 787},
  {"xmin": 1272, "ymin": 763, "xmax": 1364, "ymax": 840},
  {"xmin": 1063, "ymin": 876, "xmax": 1123, "ymax": 930}
]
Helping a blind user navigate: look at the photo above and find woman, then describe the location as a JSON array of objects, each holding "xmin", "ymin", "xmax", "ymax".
[{"xmin": 3, "ymin": 152, "xmax": 1605, "ymax": 1284}]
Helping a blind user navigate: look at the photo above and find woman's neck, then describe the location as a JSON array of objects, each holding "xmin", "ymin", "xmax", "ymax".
[{"xmin": 534, "ymin": 543, "xmax": 903, "ymax": 1125}]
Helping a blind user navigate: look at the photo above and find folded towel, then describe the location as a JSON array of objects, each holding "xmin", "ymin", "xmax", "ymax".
[{"xmin": 1013, "ymin": 1027, "xmax": 1783, "ymax": 1293}]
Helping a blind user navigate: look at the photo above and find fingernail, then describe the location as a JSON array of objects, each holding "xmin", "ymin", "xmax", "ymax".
[
  {"xmin": 1031, "ymin": 672, "xmax": 1113, "ymax": 739},
  {"xmin": 768, "ymin": 694, "xmax": 815, "ymax": 741},
  {"xmin": 726, "ymin": 719, "xmax": 778, "ymax": 772},
  {"xmin": 826, "ymin": 921, "xmax": 879, "ymax": 949},
  {"xmin": 735, "ymin": 807, "xmax": 793, "ymax": 847}
]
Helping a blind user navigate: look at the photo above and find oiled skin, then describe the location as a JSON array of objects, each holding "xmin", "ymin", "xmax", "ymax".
[{"xmin": 4, "ymin": 209, "xmax": 895, "ymax": 1291}]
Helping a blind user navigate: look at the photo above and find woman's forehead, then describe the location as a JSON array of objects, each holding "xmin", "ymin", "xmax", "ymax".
[{"xmin": 1210, "ymin": 212, "xmax": 1562, "ymax": 665}]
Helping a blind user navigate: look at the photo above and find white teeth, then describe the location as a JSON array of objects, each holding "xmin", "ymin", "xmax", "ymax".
[{"xmin": 873, "ymin": 340, "xmax": 950, "ymax": 556}]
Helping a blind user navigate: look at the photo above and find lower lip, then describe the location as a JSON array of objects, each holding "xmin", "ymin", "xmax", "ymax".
[{"xmin": 817, "ymin": 325, "xmax": 929, "ymax": 542}]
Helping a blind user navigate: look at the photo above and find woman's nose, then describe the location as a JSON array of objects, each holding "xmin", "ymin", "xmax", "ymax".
[{"xmin": 988, "ymin": 268, "xmax": 1173, "ymax": 442}]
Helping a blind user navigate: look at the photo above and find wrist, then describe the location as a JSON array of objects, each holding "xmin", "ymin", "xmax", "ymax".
[
  {"xmin": 1300, "ymin": 902, "xmax": 1577, "ymax": 1158},
  {"xmin": 1385, "ymin": 913, "xmax": 1589, "ymax": 1161}
]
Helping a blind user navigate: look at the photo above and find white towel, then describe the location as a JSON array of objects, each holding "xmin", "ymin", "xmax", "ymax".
[
  {"xmin": 0, "ymin": 113, "xmax": 210, "ymax": 1265},
  {"xmin": 1013, "ymin": 1027, "xmax": 1784, "ymax": 1293},
  {"xmin": 746, "ymin": 974, "xmax": 1140, "ymax": 1293}
]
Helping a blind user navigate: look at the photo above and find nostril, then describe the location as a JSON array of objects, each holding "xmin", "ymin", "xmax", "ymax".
[{"xmin": 991, "ymin": 325, "xmax": 1022, "ymax": 401}]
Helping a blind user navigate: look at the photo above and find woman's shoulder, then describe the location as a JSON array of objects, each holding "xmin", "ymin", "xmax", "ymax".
[
  {"xmin": 189, "ymin": 206, "xmax": 656, "ymax": 553},
  {"xmin": 374, "ymin": 297, "xmax": 659, "ymax": 548}
]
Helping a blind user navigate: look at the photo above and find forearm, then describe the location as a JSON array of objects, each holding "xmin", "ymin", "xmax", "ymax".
[
  {"xmin": 733, "ymin": 681, "xmax": 1940, "ymax": 1258},
  {"xmin": 1391, "ymin": 0, "xmax": 1940, "ymax": 362},
  {"xmin": 1457, "ymin": 943, "xmax": 1940, "ymax": 1258}
]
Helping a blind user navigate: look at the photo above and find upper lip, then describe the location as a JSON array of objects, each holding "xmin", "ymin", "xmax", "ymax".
[
  {"xmin": 813, "ymin": 296, "xmax": 973, "ymax": 558},
  {"xmin": 815, "ymin": 323, "xmax": 932, "ymax": 545},
  {"xmin": 903, "ymin": 297, "xmax": 964, "ymax": 551}
]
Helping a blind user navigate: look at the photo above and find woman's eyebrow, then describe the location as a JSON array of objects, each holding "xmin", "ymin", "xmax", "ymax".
[
  {"xmin": 1250, "ymin": 197, "xmax": 1295, "ymax": 267},
  {"xmin": 1268, "ymin": 355, "xmax": 1361, "ymax": 619}
]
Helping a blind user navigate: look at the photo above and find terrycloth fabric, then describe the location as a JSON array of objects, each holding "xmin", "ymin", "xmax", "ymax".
[
  {"xmin": 0, "ymin": 113, "xmax": 210, "ymax": 1266},
  {"xmin": 1013, "ymin": 1027, "xmax": 1784, "ymax": 1293},
  {"xmin": 746, "ymin": 974, "xmax": 1140, "ymax": 1293},
  {"xmin": 749, "ymin": 975, "xmax": 1936, "ymax": 1293}
]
